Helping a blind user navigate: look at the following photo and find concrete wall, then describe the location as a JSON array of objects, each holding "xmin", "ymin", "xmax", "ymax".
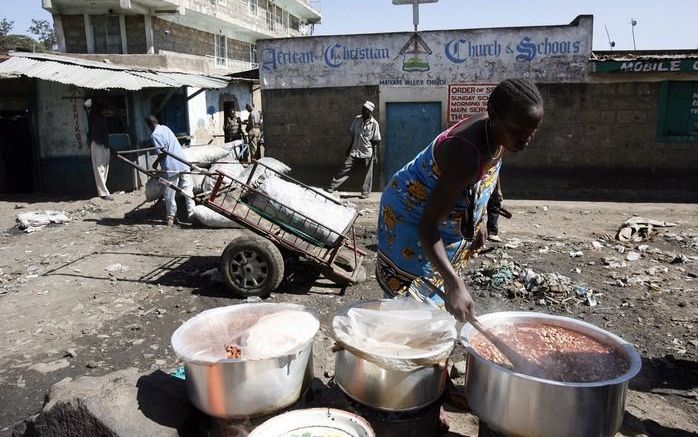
[
  {"xmin": 259, "ymin": 16, "xmax": 592, "ymax": 89},
  {"xmin": 262, "ymin": 86, "xmax": 380, "ymax": 190},
  {"xmin": 61, "ymin": 15, "xmax": 87, "ymax": 53},
  {"xmin": 262, "ymin": 81, "xmax": 698, "ymax": 201},
  {"xmin": 504, "ymin": 82, "xmax": 698, "ymax": 201},
  {"xmin": 188, "ymin": 83, "xmax": 254, "ymax": 145}
]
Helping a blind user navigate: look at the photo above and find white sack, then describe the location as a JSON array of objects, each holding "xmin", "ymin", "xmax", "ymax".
[
  {"xmin": 247, "ymin": 175, "xmax": 356, "ymax": 246},
  {"xmin": 333, "ymin": 298, "xmax": 456, "ymax": 371},
  {"xmin": 16, "ymin": 210, "xmax": 70, "ymax": 233},
  {"xmin": 234, "ymin": 157, "xmax": 291, "ymax": 185},
  {"xmin": 191, "ymin": 173, "xmax": 206, "ymax": 194},
  {"xmin": 202, "ymin": 160, "xmax": 246, "ymax": 193},
  {"xmin": 145, "ymin": 177, "xmax": 165, "ymax": 202},
  {"xmin": 182, "ymin": 145, "xmax": 230, "ymax": 166},
  {"xmin": 192, "ymin": 204, "xmax": 241, "ymax": 228},
  {"xmin": 171, "ymin": 303, "xmax": 319, "ymax": 363}
]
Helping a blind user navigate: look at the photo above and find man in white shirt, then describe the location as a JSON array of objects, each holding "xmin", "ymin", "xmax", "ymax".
[
  {"xmin": 327, "ymin": 101, "xmax": 381, "ymax": 199},
  {"xmin": 146, "ymin": 115, "xmax": 195, "ymax": 226}
]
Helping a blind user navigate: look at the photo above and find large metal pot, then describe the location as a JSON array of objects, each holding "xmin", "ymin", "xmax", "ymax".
[
  {"xmin": 334, "ymin": 349, "xmax": 447, "ymax": 411},
  {"xmin": 332, "ymin": 300, "xmax": 452, "ymax": 411},
  {"xmin": 171, "ymin": 303, "xmax": 318, "ymax": 418},
  {"xmin": 460, "ymin": 312, "xmax": 642, "ymax": 437}
]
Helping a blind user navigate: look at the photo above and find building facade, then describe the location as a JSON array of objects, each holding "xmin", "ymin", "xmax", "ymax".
[
  {"xmin": 43, "ymin": 0, "xmax": 321, "ymax": 74},
  {"xmin": 258, "ymin": 16, "xmax": 698, "ymax": 201}
]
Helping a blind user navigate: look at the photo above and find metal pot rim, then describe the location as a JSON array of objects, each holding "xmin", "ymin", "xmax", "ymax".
[
  {"xmin": 332, "ymin": 299, "xmax": 455, "ymax": 361},
  {"xmin": 459, "ymin": 311, "xmax": 642, "ymax": 387},
  {"xmin": 171, "ymin": 302, "xmax": 319, "ymax": 365}
]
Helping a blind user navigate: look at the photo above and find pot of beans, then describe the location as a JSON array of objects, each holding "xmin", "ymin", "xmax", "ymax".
[{"xmin": 459, "ymin": 312, "xmax": 641, "ymax": 437}]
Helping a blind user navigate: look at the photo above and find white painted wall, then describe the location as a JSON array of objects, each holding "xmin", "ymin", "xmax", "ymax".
[
  {"xmin": 259, "ymin": 16, "xmax": 593, "ymax": 89},
  {"xmin": 37, "ymin": 80, "xmax": 90, "ymax": 158}
]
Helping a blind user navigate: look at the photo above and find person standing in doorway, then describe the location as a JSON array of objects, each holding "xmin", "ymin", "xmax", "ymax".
[
  {"xmin": 327, "ymin": 101, "xmax": 381, "ymax": 199},
  {"xmin": 146, "ymin": 115, "xmax": 195, "ymax": 226},
  {"xmin": 224, "ymin": 111, "xmax": 243, "ymax": 143},
  {"xmin": 245, "ymin": 103, "xmax": 262, "ymax": 162},
  {"xmin": 85, "ymin": 98, "xmax": 112, "ymax": 200}
]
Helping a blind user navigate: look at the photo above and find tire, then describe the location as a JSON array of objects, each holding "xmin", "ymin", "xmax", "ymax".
[{"xmin": 220, "ymin": 234, "xmax": 284, "ymax": 298}]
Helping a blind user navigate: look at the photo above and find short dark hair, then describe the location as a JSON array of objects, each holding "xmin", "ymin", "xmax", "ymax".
[
  {"xmin": 488, "ymin": 78, "xmax": 544, "ymax": 121},
  {"xmin": 145, "ymin": 114, "xmax": 159, "ymax": 126}
]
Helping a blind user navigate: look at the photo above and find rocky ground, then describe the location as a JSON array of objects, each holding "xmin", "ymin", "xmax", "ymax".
[{"xmin": 0, "ymin": 190, "xmax": 696, "ymax": 436}]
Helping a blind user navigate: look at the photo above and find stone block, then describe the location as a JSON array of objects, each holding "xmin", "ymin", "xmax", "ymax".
[{"xmin": 13, "ymin": 368, "xmax": 202, "ymax": 437}]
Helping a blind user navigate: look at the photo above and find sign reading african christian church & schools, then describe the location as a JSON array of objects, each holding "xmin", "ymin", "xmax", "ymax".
[{"xmin": 257, "ymin": 15, "xmax": 593, "ymax": 91}]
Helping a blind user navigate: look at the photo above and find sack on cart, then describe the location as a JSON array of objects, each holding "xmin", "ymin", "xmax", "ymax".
[{"xmin": 245, "ymin": 174, "xmax": 356, "ymax": 247}]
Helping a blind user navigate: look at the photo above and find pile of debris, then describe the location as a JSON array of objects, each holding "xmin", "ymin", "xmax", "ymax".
[{"xmin": 469, "ymin": 260, "xmax": 598, "ymax": 307}]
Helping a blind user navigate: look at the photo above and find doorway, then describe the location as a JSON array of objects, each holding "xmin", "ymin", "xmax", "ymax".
[{"xmin": 384, "ymin": 102, "xmax": 442, "ymax": 182}]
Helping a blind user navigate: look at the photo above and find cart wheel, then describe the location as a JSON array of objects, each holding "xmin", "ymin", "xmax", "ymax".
[
  {"xmin": 221, "ymin": 235, "xmax": 284, "ymax": 298},
  {"xmin": 322, "ymin": 254, "xmax": 367, "ymax": 286}
]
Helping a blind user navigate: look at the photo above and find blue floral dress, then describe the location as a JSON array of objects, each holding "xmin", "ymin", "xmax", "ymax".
[{"xmin": 376, "ymin": 118, "xmax": 501, "ymax": 300}]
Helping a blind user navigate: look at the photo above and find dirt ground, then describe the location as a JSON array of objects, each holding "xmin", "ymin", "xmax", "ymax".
[{"xmin": 0, "ymin": 190, "xmax": 696, "ymax": 436}]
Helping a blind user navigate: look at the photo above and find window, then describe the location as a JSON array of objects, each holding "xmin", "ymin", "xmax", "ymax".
[
  {"xmin": 248, "ymin": 0, "xmax": 258, "ymax": 16},
  {"xmin": 92, "ymin": 15, "xmax": 122, "ymax": 54},
  {"xmin": 282, "ymin": 10, "xmax": 289, "ymax": 33},
  {"xmin": 657, "ymin": 81, "xmax": 698, "ymax": 142},
  {"xmin": 214, "ymin": 34, "xmax": 227, "ymax": 67},
  {"xmin": 266, "ymin": 2, "xmax": 276, "ymax": 31}
]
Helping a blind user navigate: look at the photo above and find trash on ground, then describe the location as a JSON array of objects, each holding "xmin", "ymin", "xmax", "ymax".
[
  {"xmin": 616, "ymin": 216, "xmax": 677, "ymax": 243},
  {"xmin": 469, "ymin": 259, "xmax": 599, "ymax": 307},
  {"xmin": 105, "ymin": 263, "xmax": 129, "ymax": 273},
  {"xmin": 626, "ymin": 251, "xmax": 641, "ymax": 261},
  {"xmin": 16, "ymin": 211, "xmax": 70, "ymax": 233}
]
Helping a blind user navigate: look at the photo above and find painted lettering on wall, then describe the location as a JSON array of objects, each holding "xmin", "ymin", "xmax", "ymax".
[
  {"xmin": 323, "ymin": 44, "xmax": 390, "ymax": 68},
  {"xmin": 515, "ymin": 37, "xmax": 581, "ymax": 62},
  {"xmin": 261, "ymin": 48, "xmax": 315, "ymax": 71},
  {"xmin": 258, "ymin": 16, "xmax": 593, "ymax": 89},
  {"xmin": 443, "ymin": 36, "xmax": 580, "ymax": 63},
  {"xmin": 448, "ymin": 83, "xmax": 496, "ymax": 125},
  {"xmin": 445, "ymin": 39, "xmax": 502, "ymax": 63},
  {"xmin": 594, "ymin": 59, "xmax": 698, "ymax": 74}
]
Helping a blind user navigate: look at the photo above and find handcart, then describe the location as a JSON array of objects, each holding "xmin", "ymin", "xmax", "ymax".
[{"xmin": 116, "ymin": 148, "xmax": 367, "ymax": 298}]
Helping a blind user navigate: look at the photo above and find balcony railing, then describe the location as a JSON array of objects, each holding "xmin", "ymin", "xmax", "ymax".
[
  {"xmin": 185, "ymin": 0, "xmax": 313, "ymax": 37},
  {"xmin": 207, "ymin": 55, "xmax": 258, "ymax": 73}
]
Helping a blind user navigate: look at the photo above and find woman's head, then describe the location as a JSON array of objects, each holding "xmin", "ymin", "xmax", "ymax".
[{"xmin": 487, "ymin": 78, "xmax": 544, "ymax": 153}]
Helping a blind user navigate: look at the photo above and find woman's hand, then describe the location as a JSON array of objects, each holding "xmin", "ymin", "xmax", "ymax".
[{"xmin": 444, "ymin": 276, "xmax": 476, "ymax": 322}]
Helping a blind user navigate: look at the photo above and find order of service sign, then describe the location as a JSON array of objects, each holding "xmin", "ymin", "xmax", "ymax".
[{"xmin": 448, "ymin": 83, "xmax": 496, "ymax": 125}]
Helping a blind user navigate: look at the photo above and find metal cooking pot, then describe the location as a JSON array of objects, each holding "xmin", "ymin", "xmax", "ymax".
[
  {"xmin": 171, "ymin": 303, "xmax": 318, "ymax": 418},
  {"xmin": 460, "ymin": 312, "xmax": 642, "ymax": 437},
  {"xmin": 334, "ymin": 349, "xmax": 447, "ymax": 411}
]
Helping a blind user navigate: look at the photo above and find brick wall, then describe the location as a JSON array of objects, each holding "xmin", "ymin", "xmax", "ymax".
[
  {"xmin": 124, "ymin": 15, "xmax": 146, "ymax": 54},
  {"xmin": 262, "ymin": 82, "xmax": 697, "ymax": 201},
  {"xmin": 61, "ymin": 15, "xmax": 86, "ymax": 53},
  {"xmin": 262, "ymin": 86, "xmax": 380, "ymax": 191},
  {"xmin": 503, "ymin": 82, "xmax": 697, "ymax": 201},
  {"xmin": 152, "ymin": 18, "xmax": 213, "ymax": 58},
  {"xmin": 228, "ymin": 38, "xmax": 251, "ymax": 62}
]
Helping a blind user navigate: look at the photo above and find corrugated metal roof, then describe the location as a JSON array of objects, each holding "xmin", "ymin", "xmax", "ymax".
[
  {"xmin": 591, "ymin": 50, "xmax": 698, "ymax": 62},
  {"xmin": 0, "ymin": 52, "xmax": 229, "ymax": 90}
]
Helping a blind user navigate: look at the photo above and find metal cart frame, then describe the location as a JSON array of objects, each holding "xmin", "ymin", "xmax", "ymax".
[{"xmin": 116, "ymin": 147, "xmax": 367, "ymax": 297}]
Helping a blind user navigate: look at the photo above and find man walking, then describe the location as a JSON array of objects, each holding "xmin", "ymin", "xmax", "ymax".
[
  {"xmin": 146, "ymin": 115, "xmax": 195, "ymax": 226},
  {"xmin": 85, "ymin": 98, "xmax": 112, "ymax": 200},
  {"xmin": 328, "ymin": 101, "xmax": 381, "ymax": 199},
  {"xmin": 245, "ymin": 103, "xmax": 262, "ymax": 161}
]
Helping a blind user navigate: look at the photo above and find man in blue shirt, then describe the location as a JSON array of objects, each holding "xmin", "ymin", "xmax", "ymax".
[{"xmin": 146, "ymin": 115, "xmax": 195, "ymax": 226}]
